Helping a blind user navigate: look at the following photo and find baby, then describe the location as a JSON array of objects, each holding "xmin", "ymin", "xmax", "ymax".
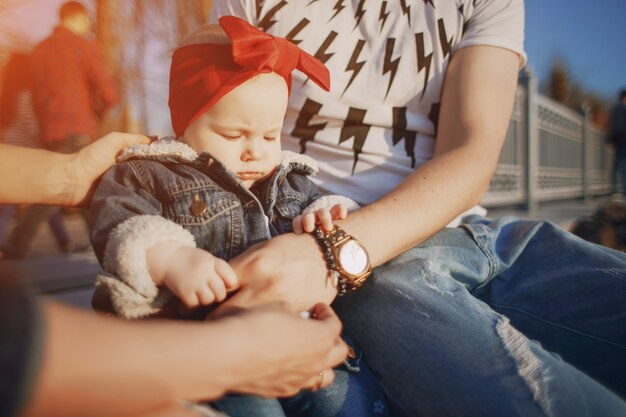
[{"xmin": 90, "ymin": 16, "xmax": 388, "ymax": 417}]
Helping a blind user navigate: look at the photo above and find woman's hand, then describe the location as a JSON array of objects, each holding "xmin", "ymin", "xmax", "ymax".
[
  {"xmin": 67, "ymin": 132, "xmax": 151, "ymax": 206},
  {"xmin": 221, "ymin": 233, "xmax": 336, "ymax": 313},
  {"xmin": 215, "ymin": 302, "xmax": 348, "ymax": 398}
]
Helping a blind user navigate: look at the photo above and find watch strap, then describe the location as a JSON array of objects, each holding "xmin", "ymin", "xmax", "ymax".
[{"xmin": 313, "ymin": 227, "xmax": 348, "ymax": 295}]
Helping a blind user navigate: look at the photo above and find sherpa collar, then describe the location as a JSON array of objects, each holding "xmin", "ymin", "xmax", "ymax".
[{"xmin": 118, "ymin": 136, "xmax": 318, "ymax": 175}]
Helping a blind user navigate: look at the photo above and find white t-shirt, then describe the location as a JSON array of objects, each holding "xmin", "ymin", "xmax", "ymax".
[{"xmin": 210, "ymin": 0, "xmax": 526, "ymax": 206}]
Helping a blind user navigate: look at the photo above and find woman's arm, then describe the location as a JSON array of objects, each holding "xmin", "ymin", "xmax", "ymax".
[
  {"xmin": 225, "ymin": 45, "xmax": 520, "ymax": 311},
  {"xmin": 23, "ymin": 302, "xmax": 347, "ymax": 417},
  {"xmin": 0, "ymin": 132, "xmax": 149, "ymax": 207}
]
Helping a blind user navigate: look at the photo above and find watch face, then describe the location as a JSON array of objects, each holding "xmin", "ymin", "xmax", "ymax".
[{"xmin": 338, "ymin": 240, "xmax": 370, "ymax": 276}]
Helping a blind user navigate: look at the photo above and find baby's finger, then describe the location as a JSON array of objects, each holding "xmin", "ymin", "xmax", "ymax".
[
  {"xmin": 215, "ymin": 259, "xmax": 239, "ymax": 290},
  {"xmin": 301, "ymin": 213, "xmax": 317, "ymax": 233},
  {"xmin": 316, "ymin": 208, "xmax": 333, "ymax": 230},
  {"xmin": 330, "ymin": 204, "xmax": 347, "ymax": 220},
  {"xmin": 207, "ymin": 274, "xmax": 228, "ymax": 302},
  {"xmin": 291, "ymin": 215, "xmax": 304, "ymax": 234},
  {"xmin": 181, "ymin": 293, "xmax": 200, "ymax": 309},
  {"xmin": 196, "ymin": 285, "xmax": 216, "ymax": 306}
]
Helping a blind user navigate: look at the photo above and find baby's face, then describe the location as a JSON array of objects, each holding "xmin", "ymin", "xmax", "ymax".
[{"xmin": 182, "ymin": 73, "xmax": 287, "ymax": 188}]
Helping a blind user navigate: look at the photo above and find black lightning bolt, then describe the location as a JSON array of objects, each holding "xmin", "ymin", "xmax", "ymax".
[
  {"xmin": 330, "ymin": 0, "xmax": 345, "ymax": 22},
  {"xmin": 415, "ymin": 33, "xmax": 432, "ymax": 99},
  {"xmin": 313, "ymin": 31, "xmax": 337, "ymax": 64},
  {"xmin": 400, "ymin": 0, "xmax": 411, "ymax": 27},
  {"xmin": 383, "ymin": 38, "xmax": 400, "ymax": 99},
  {"xmin": 341, "ymin": 39, "xmax": 366, "ymax": 97},
  {"xmin": 286, "ymin": 18, "xmax": 310, "ymax": 45},
  {"xmin": 258, "ymin": 0, "xmax": 287, "ymax": 32},
  {"xmin": 339, "ymin": 107, "xmax": 371, "ymax": 173},
  {"xmin": 423, "ymin": 0, "xmax": 435, "ymax": 7},
  {"xmin": 392, "ymin": 107, "xmax": 417, "ymax": 168},
  {"xmin": 438, "ymin": 19, "xmax": 453, "ymax": 58},
  {"xmin": 428, "ymin": 102, "xmax": 441, "ymax": 138},
  {"xmin": 379, "ymin": 1, "xmax": 389, "ymax": 33},
  {"xmin": 291, "ymin": 99, "xmax": 327, "ymax": 154},
  {"xmin": 303, "ymin": 31, "xmax": 337, "ymax": 85},
  {"xmin": 353, "ymin": 0, "xmax": 366, "ymax": 30},
  {"xmin": 255, "ymin": 0, "xmax": 263, "ymax": 19}
]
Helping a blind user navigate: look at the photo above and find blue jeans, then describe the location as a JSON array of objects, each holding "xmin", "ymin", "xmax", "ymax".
[
  {"xmin": 214, "ymin": 360, "xmax": 389, "ymax": 417},
  {"xmin": 334, "ymin": 216, "xmax": 626, "ymax": 417}
]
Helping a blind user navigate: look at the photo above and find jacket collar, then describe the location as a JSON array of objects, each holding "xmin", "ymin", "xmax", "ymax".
[{"xmin": 118, "ymin": 136, "xmax": 318, "ymax": 176}]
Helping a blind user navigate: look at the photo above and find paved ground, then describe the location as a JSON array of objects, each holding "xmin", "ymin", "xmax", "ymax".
[{"xmin": 0, "ymin": 196, "xmax": 612, "ymax": 310}]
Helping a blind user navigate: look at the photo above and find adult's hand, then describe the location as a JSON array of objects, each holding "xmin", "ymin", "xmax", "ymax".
[
  {"xmin": 24, "ymin": 301, "xmax": 346, "ymax": 417},
  {"xmin": 216, "ymin": 302, "xmax": 348, "ymax": 398},
  {"xmin": 222, "ymin": 233, "xmax": 336, "ymax": 313},
  {"xmin": 68, "ymin": 132, "xmax": 151, "ymax": 206}
]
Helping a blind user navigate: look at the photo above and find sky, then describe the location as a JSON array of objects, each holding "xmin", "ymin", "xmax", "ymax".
[
  {"xmin": 1, "ymin": 0, "xmax": 626, "ymax": 131},
  {"xmin": 524, "ymin": 0, "xmax": 626, "ymax": 100}
]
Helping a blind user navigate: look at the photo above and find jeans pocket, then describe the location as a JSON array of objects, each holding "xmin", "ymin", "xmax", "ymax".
[{"xmin": 341, "ymin": 333, "xmax": 363, "ymax": 372}]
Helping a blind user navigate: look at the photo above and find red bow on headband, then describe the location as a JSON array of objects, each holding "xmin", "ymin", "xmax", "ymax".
[{"xmin": 169, "ymin": 15, "xmax": 331, "ymax": 137}]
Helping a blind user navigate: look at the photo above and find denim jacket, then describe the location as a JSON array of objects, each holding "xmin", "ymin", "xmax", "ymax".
[{"xmin": 90, "ymin": 138, "xmax": 356, "ymax": 318}]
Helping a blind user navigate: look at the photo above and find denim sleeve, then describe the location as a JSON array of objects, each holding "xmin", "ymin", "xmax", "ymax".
[{"xmin": 89, "ymin": 161, "xmax": 163, "ymax": 265}]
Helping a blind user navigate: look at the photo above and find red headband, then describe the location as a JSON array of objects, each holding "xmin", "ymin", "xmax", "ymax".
[{"xmin": 169, "ymin": 16, "xmax": 331, "ymax": 137}]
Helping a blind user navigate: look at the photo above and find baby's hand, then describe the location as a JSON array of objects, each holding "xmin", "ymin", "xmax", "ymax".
[
  {"xmin": 292, "ymin": 204, "xmax": 348, "ymax": 234},
  {"xmin": 163, "ymin": 247, "xmax": 239, "ymax": 309}
]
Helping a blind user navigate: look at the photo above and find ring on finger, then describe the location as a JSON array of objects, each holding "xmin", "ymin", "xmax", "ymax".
[{"xmin": 315, "ymin": 371, "xmax": 324, "ymax": 391}]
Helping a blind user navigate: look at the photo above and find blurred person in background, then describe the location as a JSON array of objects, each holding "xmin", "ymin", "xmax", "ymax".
[
  {"xmin": 0, "ymin": 52, "xmax": 75, "ymax": 259},
  {"xmin": 5, "ymin": 1, "xmax": 119, "ymax": 258},
  {"xmin": 608, "ymin": 88, "xmax": 626, "ymax": 196}
]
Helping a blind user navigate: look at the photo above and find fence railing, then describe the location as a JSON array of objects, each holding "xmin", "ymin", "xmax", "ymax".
[{"xmin": 481, "ymin": 69, "xmax": 614, "ymax": 209}]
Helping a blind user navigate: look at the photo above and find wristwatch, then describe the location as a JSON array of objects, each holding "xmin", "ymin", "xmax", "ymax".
[{"xmin": 313, "ymin": 225, "xmax": 372, "ymax": 295}]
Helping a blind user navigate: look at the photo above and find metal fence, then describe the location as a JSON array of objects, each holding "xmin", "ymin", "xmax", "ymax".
[{"xmin": 481, "ymin": 70, "xmax": 614, "ymax": 209}]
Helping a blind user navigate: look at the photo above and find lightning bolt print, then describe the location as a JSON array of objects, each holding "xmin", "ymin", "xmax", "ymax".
[
  {"xmin": 285, "ymin": 18, "xmax": 310, "ymax": 45},
  {"xmin": 307, "ymin": 0, "xmax": 320, "ymax": 5},
  {"xmin": 415, "ymin": 33, "xmax": 432, "ymax": 99},
  {"xmin": 383, "ymin": 38, "xmax": 400, "ymax": 100},
  {"xmin": 258, "ymin": 0, "xmax": 287, "ymax": 32},
  {"xmin": 341, "ymin": 39, "xmax": 366, "ymax": 97},
  {"xmin": 423, "ymin": 0, "xmax": 435, "ymax": 7},
  {"xmin": 353, "ymin": 0, "xmax": 366, "ymax": 30},
  {"xmin": 330, "ymin": 0, "xmax": 345, "ymax": 22},
  {"xmin": 437, "ymin": 19, "xmax": 453, "ymax": 58},
  {"xmin": 379, "ymin": 1, "xmax": 389, "ymax": 33},
  {"xmin": 291, "ymin": 99, "xmax": 327, "ymax": 154},
  {"xmin": 303, "ymin": 31, "xmax": 337, "ymax": 85},
  {"xmin": 339, "ymin": 107, "xmax": 371, "ymax": 173},
  {"xmin": 400, "ymin": 0, "xmax": 411, "ymax": 27},
  {"xmin": 392, "ymin": 107, "xmax": 417, "ymax": 168},
  {"xmin": 255, "ymin": 0, "xmax": 263, "ymax": 19}
]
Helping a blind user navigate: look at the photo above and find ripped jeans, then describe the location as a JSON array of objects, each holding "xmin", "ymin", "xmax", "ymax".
[{"xmin": 334, "ymin": 216, "xmax": 626, "ymax": 417}]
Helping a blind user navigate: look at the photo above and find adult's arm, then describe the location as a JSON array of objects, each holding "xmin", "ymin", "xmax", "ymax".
[
  {"xmin": 0, "ymin": 132, "xmax": 149, "ymax": 207},
  {"xmin": 225, "ymin": 45, "xmax": 520, "ymax": 311},
  {"xmin": 22, "ymin": 302, "xmax": 347, "ymax": 417}
]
